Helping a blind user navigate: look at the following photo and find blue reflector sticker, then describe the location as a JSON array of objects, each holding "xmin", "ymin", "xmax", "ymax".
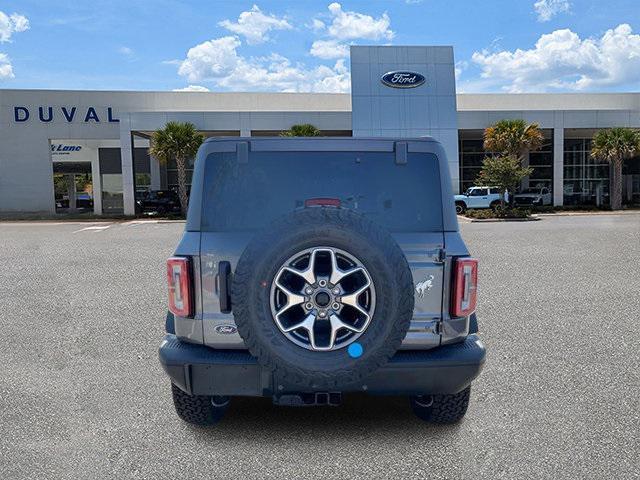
[{"xmin": 348, "ymin": 342, "xmax": 363, "ymax": 358}]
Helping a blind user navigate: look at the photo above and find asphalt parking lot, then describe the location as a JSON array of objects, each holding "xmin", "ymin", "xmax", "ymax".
[{"xmin": 1, "ymin": 214, "xmax": 639, "ymax": 479}]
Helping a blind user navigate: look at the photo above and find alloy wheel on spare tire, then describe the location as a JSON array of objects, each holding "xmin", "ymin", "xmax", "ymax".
[{"xmin": 231, "ymin": 207, "xmax": 414, "ymax": 390}]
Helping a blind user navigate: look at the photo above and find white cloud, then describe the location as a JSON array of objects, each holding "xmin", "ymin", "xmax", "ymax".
[
  {"xmin": 533, "ymin": 0, "xmax": 571, "ymax": 22},
  {"xmin": 325, "ymin": 3, "xmax": 393, "ymax": 41},
  {"xmin": 310, "ymin": 39, "xmax": 350, "ymax": 59},
  {"xmin": 177, "ymin": 36, "xmax": 350, "ymax": 93},
  {"xmin": 118, "ymin": 46, "xmax": 134, "ymax": 57},
  {"xmin": 219, "ymin": 4, "xmax": 291, "ymax": 45},
  {"xmin": 471, "ymin": 24, "xmax": 640, "ymax": 92},
  {"xmin": 173, "ymin": 85, "xmax": 210, "ymax": 92},
  {"xmin": 0, "ymin": 52, "xmax": 14, "ymax": 79},
  {"xmin": 178, "ymin": 36, "xmax": 242, "ymax": 82},
  {"xmin": 455, "ymin": 60, "xmax": 468, "ymax": 80},
  {"xmin": 308, "ymin": 19, "xmax": 326, "ymax": 33},
  {"xmin": 0, "ymin": 11, "xmax": 29, "ymax": 43},
  {"xmin": 308, "ymin": 3, "xmax": 393, "ymax": 59}
]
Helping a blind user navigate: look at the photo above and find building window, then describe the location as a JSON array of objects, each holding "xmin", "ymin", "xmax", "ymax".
[
  {"xmin": 528, "ymin": 135, "xmax": 553, "ymax": 190},
  {"xmin": 99, "ymin": 148, "xmax": 124, "ymax": 214},
  {"xmin": 101, "ymin": 174, "xmax": 124, "ymax": 213},
  {"xmin": 459, "ymin": 129, "xmax": 553, "ymax": 194},
  {"xmin": 459, "ymin": 131, "xmax": 492, "ymax": 193},
  {"xmin": 631, "ymin": 175, "xmax": 640, "ymax": 204},
  {"xmin": 165, "ymin": 157, "xmax": 195, "ymax": 192},
  {"xmin": 563, "ymin": 138, "xmax": 610, "ymax": 206},
  {"xmin": 133, "ymin": 148, "xmax": 151, "ymax": 199}
]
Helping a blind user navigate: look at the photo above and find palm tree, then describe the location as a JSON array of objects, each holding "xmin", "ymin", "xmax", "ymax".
[
  {"xmin": 280, "ymin": 124, "xmax": 321, "ymax": 137},
  {"xmin": 590, "ymin": 127, "xmax": 640, "ymax": 210},
  {"xmin": 483, "ymin": 119, "xmax": 544, "ymax": 162},
  {"xmin": 483, "ymin": 119, "xmax": 544, "ymax": 206},
  {"xmin": 149, "ymin": 122, "xmax": 204, "ymax": 216}
]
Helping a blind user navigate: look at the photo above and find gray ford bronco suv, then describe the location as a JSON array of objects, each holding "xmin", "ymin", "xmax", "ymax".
[{"xmin": 159, "ymin": 137, "xmax": 485, "ymax": 426}]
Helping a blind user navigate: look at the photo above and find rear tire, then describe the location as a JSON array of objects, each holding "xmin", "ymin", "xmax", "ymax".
[
  {"xmin": 455, "ymin": 202, "xmax": 466, "ymax": 214},
  {"xmin": 410, "ymin": 386, "xmax": 471, "ymax": 424},
  {"xmin": 490, "ymin": 201, "xmax": 502, "ymax": 212},
  {"xmin": 171, "ymin": 383, "xmax": 229, "ymax": 426}
]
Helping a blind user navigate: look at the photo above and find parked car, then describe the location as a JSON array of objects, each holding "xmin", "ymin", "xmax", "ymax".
[
  {"xmin": 454, "ymin": 186, "xmax": 504, "ymax": 213},
  {"xmin": 137, "ymin": 190, "xmax": 181, "ymax": 215},
  {"xmin": 514, "ymin": 186, "xmax": 552, "ymax": 206},
  {"xmin": 75, "ymin": 192, "xmax": 93, "ymax": 209},
  {"xmin": 159, "ymin": 137, "xmax": 486, "ymax": 426},
  {"xmin": 54, "ymin": 192, "xmax": 93, "ymax": 210}
]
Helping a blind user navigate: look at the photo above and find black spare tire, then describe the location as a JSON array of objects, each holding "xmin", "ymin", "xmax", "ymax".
[{"xmin": 231, "ymin": 207, "xmax": 414, "ymax": 390}]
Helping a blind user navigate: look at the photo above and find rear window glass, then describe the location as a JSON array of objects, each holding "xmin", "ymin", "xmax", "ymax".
[{"xmin": 201, "ymin": 150, "xmax": 443, "ymax": 232}]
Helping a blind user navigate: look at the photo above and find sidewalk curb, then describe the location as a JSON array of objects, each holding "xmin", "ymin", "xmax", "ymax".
[
  {"xmin": 535, "ymin": 211, "xmax": 640, "ymax": 217},
  {"xmin": 469, "ymin": 217, "xmax": 541, "ymax": 223}
]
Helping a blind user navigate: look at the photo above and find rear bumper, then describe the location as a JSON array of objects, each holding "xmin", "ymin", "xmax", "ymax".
[{"xmin": 159, "ymin": 334, "xmax": 486, "ymax": 397}]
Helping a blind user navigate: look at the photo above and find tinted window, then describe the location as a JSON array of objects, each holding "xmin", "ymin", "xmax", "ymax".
[
  {"xmin": 201, "ymin": 151, "xmax": 443, "ymax": 232},
  {"xmin": 469, "ymin": 188, "xmax": 488, "ymax": 196}
]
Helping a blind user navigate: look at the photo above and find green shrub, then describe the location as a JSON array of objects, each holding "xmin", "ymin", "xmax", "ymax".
[
  {"xmin": 499, "ymin": 207, "xmax": 531, "ymax": 218},
  {"xmin": 464, "ymin": 209, "xmax": 497, "ymax": 219},
  {"xmin": 464, "ymin": 208, "xmax": 531, "ymax": 219}
]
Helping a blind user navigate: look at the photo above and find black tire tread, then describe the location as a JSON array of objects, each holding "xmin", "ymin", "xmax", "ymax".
[
  {"xmin": 171, "ymin": 383, "xmax": 227, "ymax": 426},
  {"xmin": 411, "ymin": 386, "xmax": 471, "ymax": 424}
]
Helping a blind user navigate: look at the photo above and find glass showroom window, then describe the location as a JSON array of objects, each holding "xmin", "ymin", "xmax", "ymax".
[
  {"xmin": 459, "ymin": 129, "xmax": 553, "ymax": 194},
  {"xmin": 135, "ymin": 173, "xmax": 151, "ymax": 199},
  {"xmin": 165, "ymin": 157, "xmax": 195, "ymax": 194},
  {"xmin": 101, "ymin": 174, "xmax": 124, "ymax": 213},
  {"xmin": 528, "ymin": 132, "xmax": 554, "ymax": 191},
  {"xmin": 133, "ymin": 148, "xmax": 152, "ymax": 199},
  {"xmin": 563, "ymin": 138, "xmax": 610, "ymax": 206},
  {"xmin": 459, "ymin": 131, "xmax": 490, "ymax": 193},
  {"xmin": 632, "ymin": 175, "xmax": 640, "ymax": 204},
  {"xmin": 99, "ymin": 149, "xmax": 124, "ymax": 214}
]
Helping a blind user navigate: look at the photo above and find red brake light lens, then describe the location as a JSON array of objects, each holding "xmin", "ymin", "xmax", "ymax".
[
  {"xmin": 304, "ymin": 197, "xmax": 341, "ymax": 208},
  {"xmin": 167, "ymin": 256, "xmax": 193, "ymax": 318},
  {"xmin": 451, "ymin": 257, "xmax": 478, "ymax": 318}
]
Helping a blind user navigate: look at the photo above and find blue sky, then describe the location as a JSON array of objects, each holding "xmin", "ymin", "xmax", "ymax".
[{"xmin": 0, "ymin": 0, "xmax": 639, "ymax": 93}]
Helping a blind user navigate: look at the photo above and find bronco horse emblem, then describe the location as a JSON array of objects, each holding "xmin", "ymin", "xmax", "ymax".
[{"xmin": 415, "ymin": 275, "xmax": 435, "ymax": 298}]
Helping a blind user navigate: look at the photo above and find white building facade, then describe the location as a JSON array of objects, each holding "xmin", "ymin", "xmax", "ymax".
[{"xmin": 0, "ymin": 46, "xmax": 638, "ymax": 216}]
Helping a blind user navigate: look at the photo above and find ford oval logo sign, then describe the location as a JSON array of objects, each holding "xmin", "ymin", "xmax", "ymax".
[
  {"xmin": 215, "ymin": 325, "xmax": 238, "ymax": 335},
  {"xmin": 381, "ymin": 71, "xmax": 426, "ymax": 89}
]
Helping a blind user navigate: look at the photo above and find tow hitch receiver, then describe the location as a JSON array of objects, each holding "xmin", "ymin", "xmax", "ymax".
[{"xmin": 273, "ymin": 392, "xmax": 342, "ymax": 407}]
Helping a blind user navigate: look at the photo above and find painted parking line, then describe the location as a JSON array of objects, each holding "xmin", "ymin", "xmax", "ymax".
[
  {"xmin": 72, "ymin": 224, "xmax": 112, "ymax": 233},
  {"xmin": 123, "ymin": 220, "xmax": 160, "ymax": 226}
]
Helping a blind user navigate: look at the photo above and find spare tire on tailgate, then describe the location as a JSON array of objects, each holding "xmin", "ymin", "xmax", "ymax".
[{"xmin": 231, "ymin": 207, "xmax": 414, "ymax": 391}]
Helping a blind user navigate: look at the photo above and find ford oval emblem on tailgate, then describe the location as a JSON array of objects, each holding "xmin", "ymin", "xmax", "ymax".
[
  {"xmin": 381, "ymin": 71, "xmax": 426, "ymax": 89},
  {"xmin": 215, "ymin": 324, "xmax": 238, "ymax": 335}
]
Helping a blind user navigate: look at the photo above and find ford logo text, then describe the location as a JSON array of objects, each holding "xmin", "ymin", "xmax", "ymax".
[
  {"xmin": 215, "ymin": 325, "xmax": 238, "ymax": 335},
  {"xmin": 380, "ymin": 71, "xmax": 426, "ymax": 89}
]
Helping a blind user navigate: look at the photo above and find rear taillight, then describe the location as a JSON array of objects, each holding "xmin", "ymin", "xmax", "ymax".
[
  {"xmin": 451, "ymin": 257, "xmax": 478, "ymax": 318},
  {"xmin": 167, "ymin": 256, "xmax": 193, "ymax": 318}
]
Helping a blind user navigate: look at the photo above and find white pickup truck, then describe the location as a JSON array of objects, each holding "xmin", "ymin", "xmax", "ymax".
[
  {"xmin": 514, "ymin": 187, "xmax": 552, "ymax": 206},
  {"xmin": 454, "ymin": 187, "xmax": 504, "ymax": 214}
]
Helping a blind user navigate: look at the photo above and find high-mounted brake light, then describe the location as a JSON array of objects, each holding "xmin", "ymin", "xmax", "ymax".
[
  {"xmin": 304, "ymin": 197, "xmax": 341, "ymax": 208},
  {"xmin": 167, "ymin": 256, "xmax": 193, "ymax": 318},
  {"xmin": 451, "ymin": 257, "xmax": 478, "ymax": 318}
]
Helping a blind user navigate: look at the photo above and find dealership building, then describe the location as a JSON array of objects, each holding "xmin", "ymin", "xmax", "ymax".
[{"xmin": 1, "ymin": 45, "xmax": 639, "ymax": 216}]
